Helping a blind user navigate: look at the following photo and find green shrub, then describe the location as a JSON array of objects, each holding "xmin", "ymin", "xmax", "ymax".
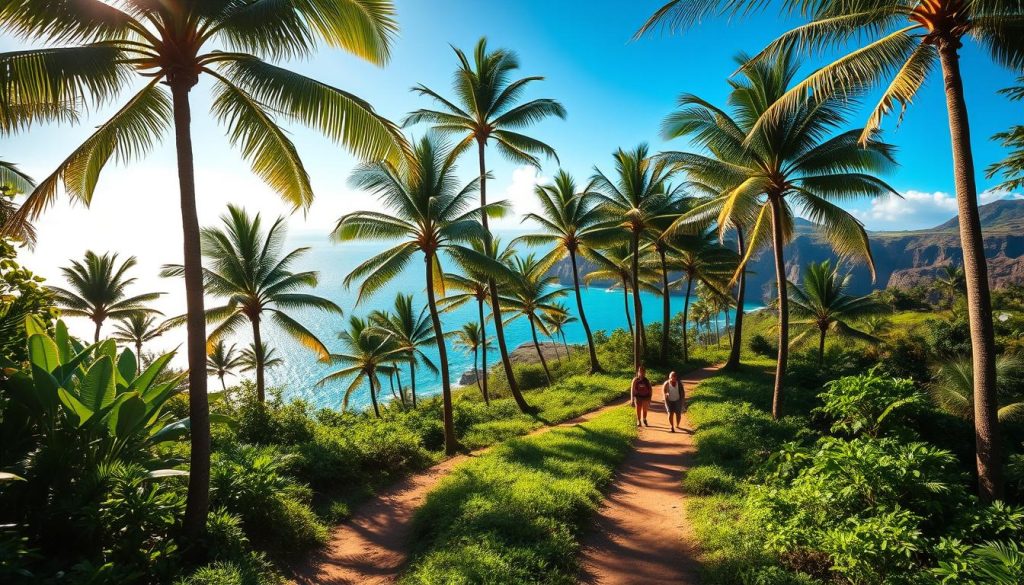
[
  {"xmin": 683, "ymin": 465, "xmax": 739, "ymax": 495},
  {"xmin": 932, "ymin": 539, "xmax": 1024, "ymax": 584},
  {"xmin": 749, "ymin": 333, "xmax": 777, "ymax": 358},
  {"xmin": 815, "ymin": 371, "xmax": 924, "ymax": 437}
]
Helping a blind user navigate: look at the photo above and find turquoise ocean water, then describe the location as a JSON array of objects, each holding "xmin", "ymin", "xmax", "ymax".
[{"xmin": 261, "ymin": 231, "xmax": 757, "ymax": 410}]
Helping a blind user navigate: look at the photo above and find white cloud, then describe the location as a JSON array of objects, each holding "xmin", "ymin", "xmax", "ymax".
[
  {"xmin": 492, "ymin": 165, "xmax": 549, "ymax": 228},
  {"xmin": 853, "ymin": 189, "xmax": 1024, "ymax": 230}
]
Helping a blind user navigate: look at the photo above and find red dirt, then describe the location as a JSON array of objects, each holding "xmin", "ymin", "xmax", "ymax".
[
  {"xmin": 577, "ymin": 365, "xmax": 720, "ymax": 585},
  {"xmin": 291, "ymin": 395, "xmax": 632, "ymax": 585}
]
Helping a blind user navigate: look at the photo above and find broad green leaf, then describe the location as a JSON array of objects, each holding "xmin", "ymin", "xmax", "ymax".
[
  {"xmin": 116, "ymin": 349, "xmax": 136, "ymax": 386},
  {"xmin": 113, "ymin": 393, "xmax": 146, "ymax": 438},
  {"xmin": 55, "ymin": 320, "xmax": 72, "ymax": 362},
  {"xmin": 28, "ymin": 334, "xmax": 60, "ymax": 373},
  {"xmin": 0, "ymin": 472, "xmax": 25, "ymax": 482},
  {"xmin": 130, "ymin": 352, "xmax": 174, "ymax": 393},
  {"xmin": 24, "ymin": 315, "xmax": 47, "ymax": 337},
  {"xmin": 145, "ymin": 469, "xmax": 189, "ymax": 480},
  {"xmin": 57, "ymin": 387, "xmax": 94, "ymax": 426},
  {"xmin": 149, "ymin": 417, "xmax": 189, "ymax": 444},
  {"xmin": 97, "ymin": 339, "xmax": 117, "ymax": 364},
  {"xmin": 79, "ymin": 356, "xmax": 116, "ymax": 413},
  {"xmin": 55, "ymin": 344, "xmax": 102, "ymax": 386},
  {"xmin": 29, "ymin": 364, "xmax": 59, "ymax": 411},
  {"xmin": 140, "ymin": 377, "xmax": 182, "ymax": 408}
]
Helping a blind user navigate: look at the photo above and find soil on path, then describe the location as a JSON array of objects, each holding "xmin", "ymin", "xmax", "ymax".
[
  {"xmin": 291, "ymin": 393, "xmax": 633, "ymax": 585},
  {"xmin": 578, "ymin": 365, "xmax": 721, "ymax": 585}
]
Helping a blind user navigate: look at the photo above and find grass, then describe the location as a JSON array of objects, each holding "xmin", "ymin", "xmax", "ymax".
[{"xmin": 400, "ymin": 406, "xmax": 637, "ymax": 585}]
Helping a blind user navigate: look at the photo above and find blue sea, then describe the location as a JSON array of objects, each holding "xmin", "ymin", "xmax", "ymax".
[{"xmin": 261, "ymin": 230, "xmax": 757, "ymax": 410}]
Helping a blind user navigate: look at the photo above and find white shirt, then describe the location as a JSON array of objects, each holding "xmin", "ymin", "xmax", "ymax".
[{"xmin": 664, "ymin": 380, "xmax": 682, "ymax": 401}]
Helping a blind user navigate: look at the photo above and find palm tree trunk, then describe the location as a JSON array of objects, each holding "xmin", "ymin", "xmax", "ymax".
[
  {"xmin": 395, "ymin": 366, "xmax": 407, "ymax": 406},
  {"xmin": 726, "ymin": 227, "xmax": 746, "ymax": 370},
  {"xmin": 659, "ymin": 247, "xmax": 671, "ymax": 362},
  {"xmin": 631, "ymin": 230, "xmax": 644, "ymax": 368},
  {"xmin": 725, "ymin": 306, "xmax": 732, "ymax": 348},
  {"xmin": 477, "ymin": 297, "xmax": 490, "ymax": 405},
  {"xmin": 425, "ymin": 252, "xmax": 458, "ymax": 454},
  {"xmin": 477, "ymin": 141, "xmax": 528, "ymax": 413},
  {"xmin": 714, "ymin": 312, "xmax": 721, "ymax": 347},
  {"xmin": 135, "ymin": 341, "xmax": 143, "ymax": 375},
  {"xmin": 818, "ymin": 327, "xmax": 826, "ymax": 367},
  {"xmin": 769, "ymin": 196, "xmax": 789, "ymax": 421},
  {"xmin": 529, "ymin": 316, "xmax": 552, "ymax": 384},
  {"xmin": 170, "ymin": 79, "xmax": 210, "ymax": 544},
  {"xmin": 474, "ymin": 347, "xmax": 488, "ymax": 405},
  {"xmin": 569, "ymin": 249, "xmax": 601, "ymax": 373},
  {"xmin": 93, "ymin": 319, "xmax": 101, "ymax": 343},
  {"xmin": 410, "ymin": 361, "xmax": 418, "ymax": 408},
  {"xmin": 388, "ymin": 370, "xmax": 398, "ymax": 401},
  {"xmin": 938, "ymin": 42, "xmax": 1001, "ymax": 501},
  {"xmin": 368, "ymin": 373, "xmax": 380, "ymax": 418},
  {"xmin": 219, "ymin": 373, "xmax": 226, "ymax": 392},
  {"xmin": 562, "ymin": 332, "xmax": 569, "ymax": 356},
  {"xmin": 622, "ymin": 278, "xmax": 634, "ymax": 336},
  {"xmin": 682, "ymin": 275, "xmax": 693, "ymax": 363},
  {"xmin": 251, "ymin": 319, "xmax": 265, "ymax": 403}
]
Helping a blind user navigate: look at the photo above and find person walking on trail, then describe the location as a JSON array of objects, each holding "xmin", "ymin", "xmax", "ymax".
[
  {"xmin": 662, "ymin": 371, "xmax": 685, "ymax": 433},
  {"xmin": 631, "ymin": 365, "xmax": 653, "ymax": 427}
]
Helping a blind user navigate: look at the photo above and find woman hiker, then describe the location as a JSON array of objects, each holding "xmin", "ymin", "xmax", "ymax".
[
  {"xmin": 630, "ymin": 365, "xmax": 653, "ymax": 427},
  {"xmin": 662, "ymin": 371, "xmax": 685, "ymax": 432}
]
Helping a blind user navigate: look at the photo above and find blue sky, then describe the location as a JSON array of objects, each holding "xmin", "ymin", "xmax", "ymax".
[{"xmin": 3, "ymin": 0, "xmax": 1024, "ymax": 338}]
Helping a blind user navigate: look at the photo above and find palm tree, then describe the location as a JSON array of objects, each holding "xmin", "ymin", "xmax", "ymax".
[
  {"xmin": 206, "ymin": 341, "xmax": 243, "ymax": 392},
  {"xmin": 639, "ymin": 187, "xmax": 689, "ymax": 362},
  {"xmin": 641, "ymin": 0, "xmax": 1022, "ymax": 504},
  {"xmin": 931, "ymin": 356, "xmax": 1024, "ymax": 425},
  {"xmin": 666, "ymin": 231, "xmax": 736, "ymax": 363},
  {"xmin": 936, "ymin": 264, "xmax": 966, "ymax": 307},
  {"xmin": 112, "ymin": 313, "xmax": 168, "ymax": 372},
  {"xmin": 0, "ymin": 162, "xmax": 37, "ymax": 246},
  {"xmin": 161, "ymin": 205, "xmax": 341, "ymax": 403},
  {"xmin": 862, "ymin": 316, "xmax": 893, "ymax": 338},
  {"xmin": 591, "ymin": 144, "xmax": 679, "ymax": 369},
  {"xmin": 318, "ymin": 316, "xmax": 400, "ymax": 418},
  {"xmin": 405, "ymin": 37, "xmax": 565, "ymax": 411},
  {"xmin": 583, "ymin": 242, "xmax": 660, "ymax": 339},
  {"xmin": 788, "ymin": 261, "xmax": 881, "ymax": 366},
  {"xmin": 454, "ymin": 322, "xmax": 491, "ymax": 404},
  {"xmin": 368, "ymin": 293, "xmax": 439, "ymax": 409},
  {"xmin": 513, "ymin": 170, "xmax": 610, "ymax": 373},
  {"xmin": 989, "ymin": 77, "xmax": 1024, "ymax": 191},
  {"xmin": 49, "ymin": 251, "xmax": 162, "ymax": 343},
  {"xmin": 0, "ymin": 1, "xmax": 408, "ymax": 535},
  {"xmin": 335, "ymin": 135, "xmax": 500, "ymax": 454},
  {"xmin": 659, "ymin": 51, "xmax": 896, "ymax": 420},
  {"xmin": 500, "ymin": 253, "xmax": 569, "ymax": 385},
  {"xmin": 542, "ymin": 303, "xmax": 577, "ymax": 359},
  {"xmin": 240, "ymin": 341, "xmax": 283, "ymax": 375}
]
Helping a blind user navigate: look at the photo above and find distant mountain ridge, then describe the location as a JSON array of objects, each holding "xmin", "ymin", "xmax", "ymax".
[{"xmin": 550, "ymin": 198, "xmax": 1024, "ymax": 301}]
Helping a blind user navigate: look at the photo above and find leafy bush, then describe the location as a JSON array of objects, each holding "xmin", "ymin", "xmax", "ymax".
[
  {"xmin": 815, "ymin": 371, "xmax": 923, "ymax": 437},
  {"xmin": 682, "ymin": 465, "xmax": 739, "ymax": 495},
  {"xmin": 749, "ymin": 333, "xmax": 777, "ymax": 358}
]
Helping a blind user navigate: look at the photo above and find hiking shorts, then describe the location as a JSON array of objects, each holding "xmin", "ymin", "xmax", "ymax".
[{"xmin": 665, "ymin": 398, "xmax": 684, "ymax": 415}]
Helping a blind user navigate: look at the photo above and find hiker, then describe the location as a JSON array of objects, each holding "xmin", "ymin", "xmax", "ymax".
[
  {"xmin": 663, "ymin": 371, "xmax": 685, "ymax": 432},
  {"xmin": 630, "ymin": 365, "xmax": 653, "ymax": 426}
]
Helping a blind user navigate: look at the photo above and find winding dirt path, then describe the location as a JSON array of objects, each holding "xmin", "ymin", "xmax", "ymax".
[
  {"xmin": 578, "ymin": 365, "xmax": 720, "ymax": 585},
  {"xmin": 291, "ymin": 395, "xmax": 632, "ymax": 585}
]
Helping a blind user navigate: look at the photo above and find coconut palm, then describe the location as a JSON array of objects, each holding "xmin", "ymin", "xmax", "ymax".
[
  {"xmin": 161, "ymin": 205, "xmax": 341, "ymax": 403},
  {"xmin": 583, "ymin": 242, "xmax": 660, "ymax": 339},
  {"xmin": 454, "ymin": 322, "xmax": 492, "ymax": 404},
  {"xmin": 500, "ymin": 253, "xmax": 569, "ymax": 385},
  {"xmin": 591, "ymin": 144, "xmax": 679, "ymax": 369},
  {"xmin": 513, "ymin": 170, "xmax": 611, "ymax": 373},
  {"xmin": 111, "ymin": 313, "xmax": 168, "ymax": 372},
  {"xmin": 659, "ymin": 51, "xmax": 896, "ymax": 420},
  {"xmin": 862, "ymin": 316, "xmax": 893, "ymax": 338},
  {"xmin": 639, "ymin": 188, "xmax": 689, "ymax": 362},
  {"xmin": 641, "ymin": 0, "xmax": 1023, "ymax": 503},
  {"xmin": 542, "ymin": 303, "xmax": 577, "ymax": 359},
  {"xmin": 239, "ymin": 341, "xmax": 283, "ymax": 375},
  {"xmin": 367, "ymin": 293, "xmax": 439, "ymax": 409},
  {"xmin": 335, "ymin": 135, "xmax": 504, "ymax": 454},
  {"xmin": 405, "ymin": 37, "xmax": 565, "ymax": 409},
  {"xmin": 0, "ymin": 162, "xmax": 36, "ymax": 246},
  {"xmin": 0, "ymin": 0, "xmax": 408, "ymax": 535},
  {"xmin": 206, "ymin": 341, "xmax": 243, "ymax": 392},
  {"xmin": 931, "ymin": 356, "xmax": 1024, "ymax": 425},
  {"xmin": 666, "ymin": 231, "xmax": 736, "ymax": 363},
  {"xmin": 49, "ymin": 251, "xmax": 162, "ymax": 343},
  {"xmin": 788, "ymin": 261, "xmax": 882, "ymax": 366},
  {"xmin": 936, "ymin": 264, "xmax": 966, "ymax": 307},
  {"xmin": 318, "ymin": 316, "xmax": 400, "ymax": 418},
  {"xmin": 989, "ymin": 78, "xmax": 1024, "ymax": 191}
]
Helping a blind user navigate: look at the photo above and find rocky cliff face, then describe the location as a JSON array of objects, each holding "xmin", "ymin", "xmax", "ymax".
[{"xmin": 550, "ymin": 199, "xmax": 1024, "ymax": 301}]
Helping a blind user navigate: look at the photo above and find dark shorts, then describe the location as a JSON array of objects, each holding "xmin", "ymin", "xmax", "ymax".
[
  {"xmin": 665, "ymin": 398, "xmax": 683, "ymax": 415},
  {"xmin": 634, "ymin": 395, "xmax": 651, "ymax": 404}
]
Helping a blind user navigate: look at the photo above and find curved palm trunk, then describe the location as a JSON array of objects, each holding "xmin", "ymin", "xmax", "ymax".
[
  {"xmin": 395, "ymin": 367, "xmax": 407, "ymax": 406},
  {"xmin": 478, "ymin": 141, "xmax": 529, "ymax": 413},
  {"xmin": 938, "ymin": 43, "xmax": 1001, "ymax": 501},
  {"xmin": 726, "ymin": 228, "xmax": 747, "ymax": 370},
  {"xmin": 387, "ymin": 370, "xmax": 398, "ymax": 402},
  {"xmin": 630, "ymin": 230, "xmax": 644, "ymax": 368},
  {"xmin": 681, "ymin": 275, "xmax": 694, "ymax": 363},
  {"xmin": 769, "ymin": 196, "xmax": 789, "ymax": 421},
  {"xmin": 409, "ymin": 361, "xmax": 418, "ymax": 408},
  {"xmin": 725, "ymin": 307, "xmax": 732, "ymax": 348},
  {"xmin": 818, "ymin": 327, "xmax": 827, "ymax": 367},
  {"xmin": 569, "ymin": 249, "xmax": 601, "ymax": 373},
  {"xmin": 251, "ymin": 318, "xmax": 266, "ymax": 403},
  {"xmin": 659, "ymin": 248, "xmax": 671, "ymax": 362},
  {"xmin": 171, "ymin": 80, "xmax": 210, "ymax": 543},
  {"xmin": 425, "ymin": 252, "xmax": 458, "ymax": 454},
  {"xmin": 368, "ymin": 373, "xmax": 380, "ymax": 418},
  {"xmin": 218, "ymin": 372, "xmax": 226, "ymax": 392},
  {"xmin": 474, "ymin": 346, "xmax": 488, "ymax": 404},
  {"xmin": 621, "ymin": 278, "xmax": 634, "ymax": 335},
  {"xmin": 477, "ymin": 297, "xmax": 490, "ymax": 405},
  {"xmin": 93, "ymin": 319, "xmax": 102, "ymax": 343},
  {"xmin": 529, "ymin": 316, "xmax": 552, "ymax": 384}
]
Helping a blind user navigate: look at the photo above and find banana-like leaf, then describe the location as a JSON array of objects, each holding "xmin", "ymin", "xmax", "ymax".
[
  {"xmin": 57, "ymin": 386, "xmax": 94, "ymax": 427},
  {"xmin": 24, "ymin": 315, "xmax": 48, "ymax": 337},
  {"xmin": 97, "ymin": 339, "xmax": 117, "ymax": 364},
  {"xmin": 79, "ymin": 355, "xmax": 115, "ymax": 413},
  {"xmin": 116, "ymin": 348, "xmax": 136, "ymax": 386},
  {"xmin": 129, "ymin": 352, "xmax": 174, "ymax": 393},
  {"xmin": 149, "ymin": 413, "xmax": 235, "ymax": 444},
  {"xmin": 28, "ymin": 333, "xmax": 60, "ymax": 373},
  {"xmin": 55, "ymin": 320, "xmax": 73, "ymax": 362},
  {"xmin": 0, "ymin": 472, "xmax": 25, "ymax": 482},
  {"xmin": 112, "ymin": 393, "xmax": 146, "ymax": 438}
]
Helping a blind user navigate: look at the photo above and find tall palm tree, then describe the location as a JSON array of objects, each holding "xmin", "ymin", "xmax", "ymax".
[
  {"xmin": 368, "ymin": 293, "xmax": 439, "ymax": 409},
  {"xmin": 500, "ymin": 253, "xmax": 569, "ymax": 385},
  {"xmin": 936, "ymin": 264, "xmax": 966, "ymax": 307},
  {"xmin": 161, "ymin": 205, "xmax": 341, "ymax": 403},
  {"xmin": 49, "ymin": 251, "xmax": 162, "ymax": 343},
  {"xmin": 641, "ymin": 0, "xmax": 1023, "ymax": 504},
  {"xmin": 788, "ymin": 261, "xmax": 881, "ymax": 366},
  {"xmin": 405, "ymin": 37, "xmax": 565, "ymax": 411},
  {"xmin": 591, "ymin": 144, "xmax": 679, "ymax": 369},
  {"xmin": 454, "ymin": 322, "xmax": 491, "ymax": 404},
  {"xmin": 669, "ymin": 231, "xmax": 737, "ymax": 363},
  {"xmin": 583, "ymin": 242, "xmax": 660, "ymax": 339},
  {"xmin": 931, "ymin": 356, "xmax": 1024, "ymax": 425},
  {"xmin": 542, "ymin": 302, "xmax": 577, "ymax": 359},
  {"xmin": 318, "ymin": 316, "xmax": 400, "ymax": 418},
  {"xmin": 240, "ymin": 341, "xmax": 283, "ymax": 375},
  {"xmin": 659, "ymin": 51, "xmax": 896, "ymax": 420},
  {"xmin": 989, "ymin": 77, "xmax": 1024, "ymax": 191},
  {"xmin": 513, "ymin": 170, "xmax": 610, "ymax": 373},
  {"xmin": 112, "ymin": 313, "xmax": 168, "ymax": 371},
  {"xmin": 335, "ymin": 135, "xmax": 501, "ymax": 454},
  {"xmin": 206, "ymin": 340, "xmax": 243, "ymax": 392},
  {"xmin": 645, "ymin": 192, "xmax": 690, "ymax": 362},
  {"xmin": 0, "ymin": 0, "xmax": 408, "ymax": 535}
]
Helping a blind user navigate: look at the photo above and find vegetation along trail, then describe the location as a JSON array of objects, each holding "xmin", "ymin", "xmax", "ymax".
[
  {"xmin": 292, "ymin": 389, "xmax": 639, "ymax": 584},
  {"xmin": 579, "ymin": 365, "xmax": 721, "ymax": 585}
]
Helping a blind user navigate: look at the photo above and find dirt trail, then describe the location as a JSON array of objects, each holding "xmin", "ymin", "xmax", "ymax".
[
  {"xmin": 578, "ymin": 365, "xmax": 720, "ymax": 585},
  {"xmin": 291, "ymin": 394, "xmax": 632, "ymax": 585}
]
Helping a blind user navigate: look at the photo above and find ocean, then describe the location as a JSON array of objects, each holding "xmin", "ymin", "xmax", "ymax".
[{"xmin": 262, "ymin": 231, "xmax": 757, "ymax": 410}]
